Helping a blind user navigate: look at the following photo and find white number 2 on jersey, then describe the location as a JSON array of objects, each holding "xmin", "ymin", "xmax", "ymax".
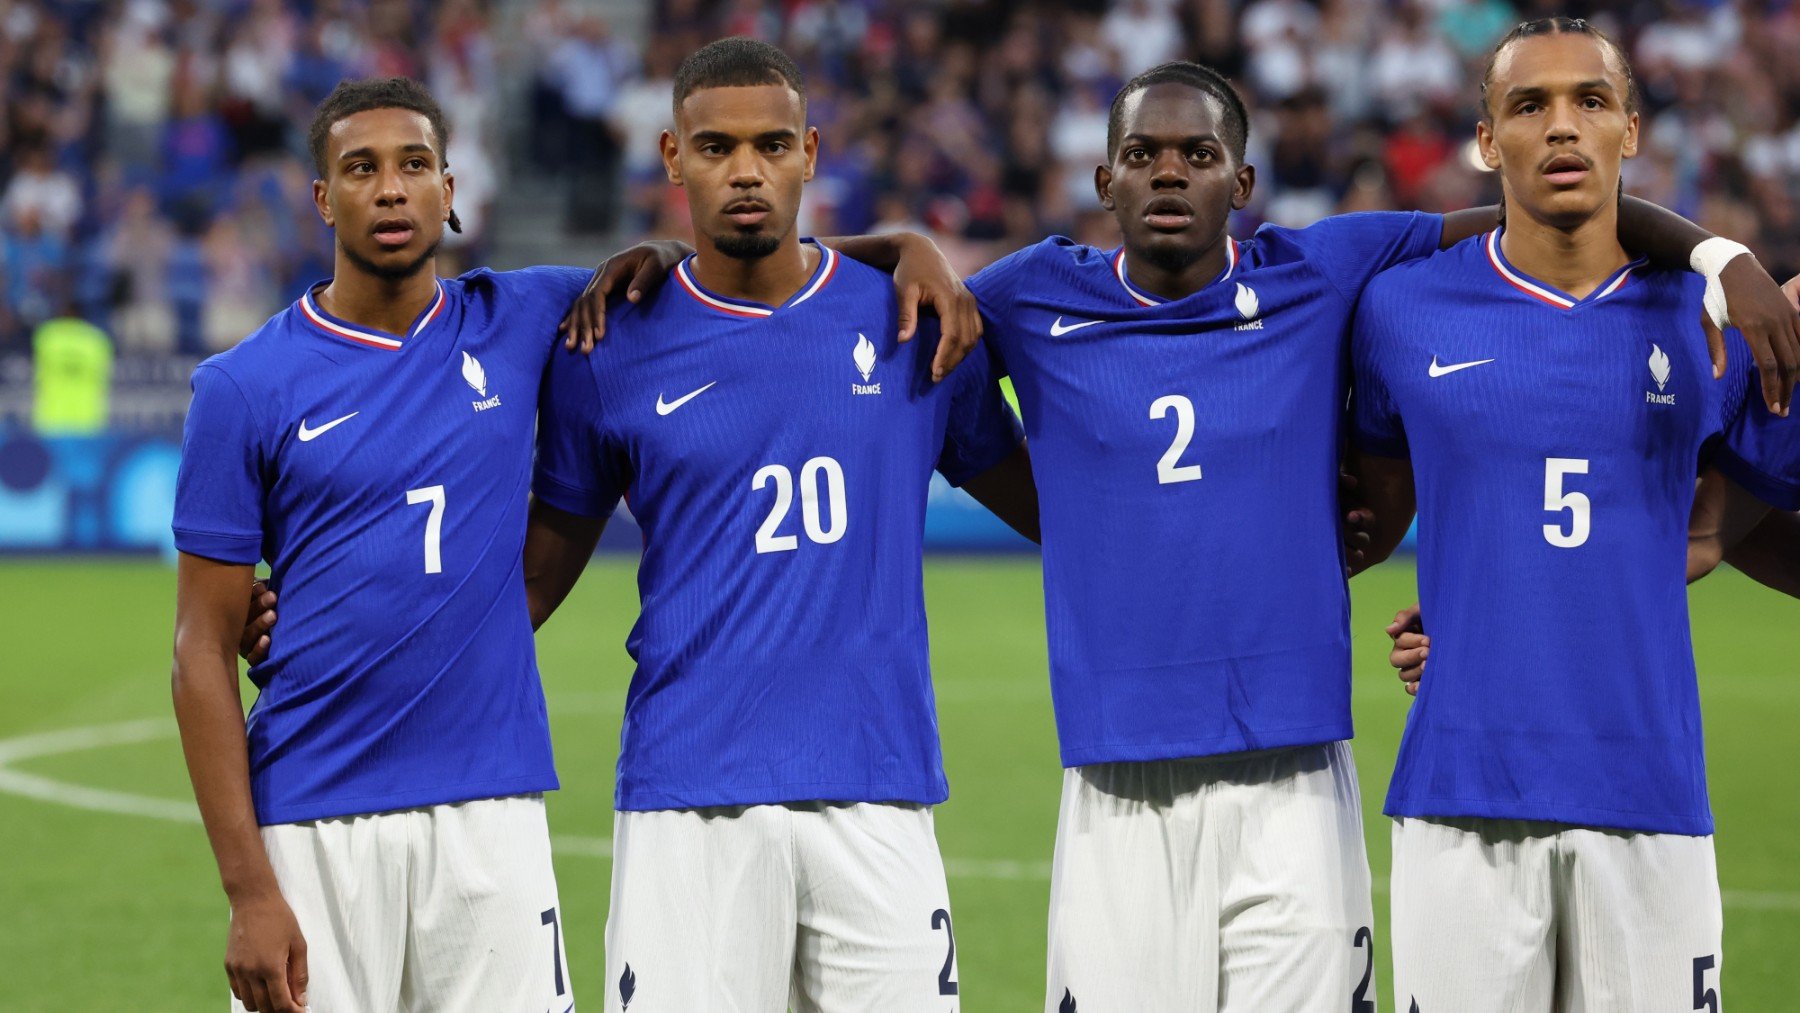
[
  {"xmin": 1150, "ymin": 395, "xmax": 1203, "ymax": 484},
  {"xmin": 1542, "ymin": 458, "xmax": 1590, "ymax": 548},
  {"xmin": 753, "ymin": 457, "xmax": 848, "ymax": 554},
  {"xmin": 406, "ymin": 484, "xmax": 446, "ymax": 573}
]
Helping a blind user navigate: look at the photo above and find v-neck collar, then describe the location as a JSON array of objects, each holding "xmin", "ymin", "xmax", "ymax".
[
  {"xmin": 1113, "ymin": 237, "xmax": 1239, "ymax": 307},
  {"xmin": 298, "ymin": 279, "xmax": 448, "ymax": 350},
  {"xmin": 673, "ymin": 241, "xmax": 838, "ymax": 318},
  {"xmin": 1484, "ymin": 229, "xmax": 1645, "ymax": 310}
]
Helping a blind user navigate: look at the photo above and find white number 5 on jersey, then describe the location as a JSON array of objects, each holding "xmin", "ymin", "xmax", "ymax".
[{"xmin": 1542, "ymin": 458, "xmax": 1591, "ymax": 548}]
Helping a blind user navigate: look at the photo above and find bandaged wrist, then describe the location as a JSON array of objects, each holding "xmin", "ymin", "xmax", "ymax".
[{"xmin": 1690, "ymin": 236, "xmax": 1751, "ymax": 278}]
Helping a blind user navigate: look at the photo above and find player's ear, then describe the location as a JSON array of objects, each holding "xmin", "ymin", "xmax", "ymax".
[
  {"xmin": 1476, "ymin": 119, "xmax": 1501, "ymax": 171},
  {"xmin": 1621, "ymin": 110, "xmax": 1640, "ymax": 160},
  {"xmin": 802, "ymin": 126, "xmax": 819, "ymax": 183},
  {"xmin": 1231, "ymin": 162, "xmax": 1255, "ymax": 211},
  {"xmin": 441, "ymin": 170, "xmax": 455, "ymax": 222},
  {"xmin": 1094, "ymin": 164, "xmax": 1115, "ymax": 211},
  {"xmin": 660, "ymin": 129, "xmax": 682, "ymax": 186},
  {"xmin": 312, "ymin": 178, "xmax": 333, "ymax": 227}
]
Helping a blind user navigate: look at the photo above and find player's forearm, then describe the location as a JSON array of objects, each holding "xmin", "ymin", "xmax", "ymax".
[
  {"xmin": 172, "ymin": 554, "xmax": 279, "ymax": 901},
  {"xmin": 817, "ymin": 232, "xmax": 923, "ymax": 273},
  {"xmin": 957, "ymin": 443, "xmax": 1041, "ymax": 544},
  {"xmin": 1724, "ymin": 509, "xmax": 1800, "ymax": 598},
  {"xmin": 1616, "ymin": 195, "xmax": 1727, "ymax": 270},
  {"xmin": 523, "ymin": 498, "xmax": 605, "ymax": 629},
  {"xmin": 1346, "ymin": 450, "xmax": 1417, "ymax": 574},
  {"xmin": 172, "ymin": 658, "xmax": 279, "ymax": 901},
  {"xmin": 1438, "ymin": 198, "xmax": 1723, "ymax": 269}
]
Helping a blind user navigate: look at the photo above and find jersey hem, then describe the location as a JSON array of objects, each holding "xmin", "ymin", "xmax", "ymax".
[
  {"xmin": 172, "ymin": 528, "xmax": 263, "ymax": 564},
  {"xmin": 1383, "ymin": 797, "xmax": 1713, "ymax": 837},
  {"xmin": 1713, "ymin": 447, "xmax": 1800, "ymax": 511},
  {"xmin": 256, "ymin": 772, "xmax": 560, "ymax": 826},
  {"xmin": 1057, "ymin": 721, "xmax": 1352, "ymax": 768},
  {"xmin": 615, "ymin": 779, "xmax": 949, "ymax": 811},
  {"xmin": 531, "ymin": 470, "xmax": 617, "ymax": 519}
]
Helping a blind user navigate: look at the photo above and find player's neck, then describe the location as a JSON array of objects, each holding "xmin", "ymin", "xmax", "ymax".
[
  {"xmin": 690, "ymin": 236, "xmax": 819, "ymax": 307},
  {"xmin": 1125, "ymin": 237, "xmax": 1231, "ymax": 303},
  {"xmin": 1499, "ymin": 205, "xmax": 1629, "ymax": 300},
  {"xmin": 316, "ymin": 258, "xmax": 441, "ymax": 335}
]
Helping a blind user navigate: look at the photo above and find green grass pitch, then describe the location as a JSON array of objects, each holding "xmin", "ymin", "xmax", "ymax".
[{"xmin": 0, "ymin": 558, "xmax": 1794, "ymax": 1009}]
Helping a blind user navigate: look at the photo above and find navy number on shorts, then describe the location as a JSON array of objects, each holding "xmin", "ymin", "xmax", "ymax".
[
  {"xmin": 541, "ymin": 907, "xmax": 566, "ymax": 997},
  {"xmin": 1692, "ymin": 954, "xmax": 1718, "ymax": 1012},
  {"xmin": 1351, "ymin": 926, "xmax": 1375, "ymax": 1013},
  {"xmin": 931, "ymin": 908, "xmax": 959, "ymax": 996}
]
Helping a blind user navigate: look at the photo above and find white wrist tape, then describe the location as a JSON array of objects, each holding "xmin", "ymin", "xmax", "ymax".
[
  {"xmin": 1691, "ymin": 238, "xmax": 1751, "ymax": 330},
  {"xmin": 1690, "ymin": 236, "xmax": 1751, "ymax": 278}
]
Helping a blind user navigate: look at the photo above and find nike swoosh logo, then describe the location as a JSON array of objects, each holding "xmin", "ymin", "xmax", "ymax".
[
  {"xmin": 296, "ymin": 412, "xmax": 359, "ymax": 441},
  {"xmin": 1049, "ymin": 316, "xmax": 1101, "ymax": 337},
  {"xmin": 655, "ymin": 381, "xmax": 718, "ymax": 416},
  {"xmin": 1428, "ymin": 356, "xmax": 1496, "ymax": 378}
]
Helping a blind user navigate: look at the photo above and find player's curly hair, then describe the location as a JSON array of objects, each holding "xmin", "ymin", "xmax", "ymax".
[
  {"xmin": 308, "ymin": 77, "xmax": 461, "ymax": 233},
  {"xmin": 673, "ymin": 37, "xmax": 807, "ymax": 117},
  {"xmin": 1107, "ymin": 62, "xmax": 1249, "ymax": 163},
  {"xmin": 1480, "ymin": 17, "xmax": 1639, "ymax": 122}
]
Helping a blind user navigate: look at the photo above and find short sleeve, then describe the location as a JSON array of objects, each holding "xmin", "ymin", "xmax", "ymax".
[
  {"xmin": 532, "ymin": 346, "xmax": 629, "ymax": 517},
  {"xmin": 965, "ymin": 243, "xmax": 1038, "ymax": 333},
  {"xmin": 935, "ymin": 340, "xmax": 1024, "ymax": 486},
  {"xmin": 1349, "ymin": 289, "xmax": 1408, "ymax": 458},
  {"xmin": 1291, "ymin": 211, "xmax": 1444, "ymax": 304},
  {"xmin": 1715, "ymin": 391, "xmax": 1800, "ymax": 510},
  {"xmin": 172, "ymin": 365, "xmax": 266, "ymax": 564},
  {"xmin": 506, "ymin": 265, "xmax": 593, "ymax": 315}
]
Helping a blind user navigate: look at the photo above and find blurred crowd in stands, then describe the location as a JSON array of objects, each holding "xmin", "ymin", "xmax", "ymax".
[{"xmin": 4, "ymin": 0, "xmax": 1800, "ymax": 358}]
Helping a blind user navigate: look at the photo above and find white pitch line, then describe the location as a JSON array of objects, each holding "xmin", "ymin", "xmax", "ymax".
[{"xmin": 2, "ymin": 721, "xmax": 1798, "ymax": 911}]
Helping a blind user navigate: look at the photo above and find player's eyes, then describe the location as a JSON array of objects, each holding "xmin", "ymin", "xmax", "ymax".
[
  {"xmin": 701, "ymin": 144, "xmax": 725, "ymax": 156},
  {"xmin": 1190, "ymin": 149, "xmax": 1214, "ymax": 163},
  {"xmin": 764, "ymin": 142, "xmax": 788, "ymax": 155},
  {"xmin": 1125, "ymin": 148, "xmax": 1148, "ymax": 162},
  {"xmin": 1582, "ymin": 96, "xmax": 1605, "ymax": 110},
  {"xmin": 406, "ymin": 158, "xmax": 427, "ymax": 170},
  {"xmin": 1516, "ymin": 102, "xmax": 1541, "ymax": 115}
]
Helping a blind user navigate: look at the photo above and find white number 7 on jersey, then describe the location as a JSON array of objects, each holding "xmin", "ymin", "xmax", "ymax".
[
  {"xmin": 406, "ymin": 484, "xmax": 446, "ymax": 573},
  {"xmin": 1542, "ymin": 458, "xmax": 1590, "ymax": 548}
]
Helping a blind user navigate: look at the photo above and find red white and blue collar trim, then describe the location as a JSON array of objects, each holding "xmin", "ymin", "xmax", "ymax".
[
  {"xmin": 298, "ymin": 280, "xmax": 447, "ymax": 350},
  {"xmin": 1114, "ymin": 237, "xmax": 1239, "ymax": 307},
  {"xmin": 1485, "ymin": 230, "xmax": 1644, "ymax": 309},
  {"xmin": 674, "ymin": 241, "xmax": 838, "ymax": 318}
]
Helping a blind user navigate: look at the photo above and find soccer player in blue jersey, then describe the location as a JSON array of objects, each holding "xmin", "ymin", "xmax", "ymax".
[
  {"xmin": 170, "ymin": 79, "xmax": 596, "ymax": 1012},
  {"xmin": 518, "ymin": 39, "xmax": 1034, "ymax": 1012},
  {"xmin": 587, "ymin": 52, "xmax": 1800, "ymax": 1010},
  {"xmin": 1346, "ymin": 18, "xmax": 1800, "ymax": 1009}
]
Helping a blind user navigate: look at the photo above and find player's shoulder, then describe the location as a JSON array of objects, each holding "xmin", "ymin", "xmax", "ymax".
[
  {"xmin": 822, "ymin": 246, "xmax": 900, "ymax": 303},
  {"xmin": 192, "ymin": 304, "xmax": 303, "ymax": 391},
  {"xmin": 452, "ymin": 265, "xmax": 591, "ymax": 311},
  {"xmin": 1361, "ymin": 230, "xmax": 1487, "ymax": 299},
  {"xmin": 968, "ymin": 236, "xmax": 1107, "ymax": 302}
]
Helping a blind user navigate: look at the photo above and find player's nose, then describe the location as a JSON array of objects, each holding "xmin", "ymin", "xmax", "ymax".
[
  {"xmin": 1150, "ymin": 149, "xmax": 1188, "ymax": 186},
  {"xmin": 1544, "ymin": 98, "xmax": 1581, "ymax": 144}
]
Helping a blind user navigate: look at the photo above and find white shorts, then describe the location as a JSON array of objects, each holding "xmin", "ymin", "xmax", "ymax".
[
  {"xmin": 1045, "ymin": 741, "xmax": 1376, "ymax": 1013},
  {"xmin": 604, "ymin": 801, "xmax": 959, "ymax": 1012},
  {"xmin": 1391, "ymin": 816, "xmax": 1723, "ymax": 1012},
  {"xmin": 230, "ymin": 794, "xmax": 571, "ymax": 1013}
]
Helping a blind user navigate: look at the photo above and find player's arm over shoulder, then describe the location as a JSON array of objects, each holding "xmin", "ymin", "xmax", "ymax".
[{"xmin": 1286, "ymin": 211, "xmax": 1446, "ymax": 302}]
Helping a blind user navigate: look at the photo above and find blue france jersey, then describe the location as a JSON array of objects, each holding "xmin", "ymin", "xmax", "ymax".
[
  {"xmin": 967, "ymin": 212, "xmax": 1442, "ymax": 766},
  {"xmin": 1352, "ymin": 231, "xmax": 1754, "ymax": 835},
  {"xmin": 532, "ymin": 245, "xmax": 1022, "ymax": 810},
  {"xmin": 173, "ymin": 267, "xmax": 589, "ymax": 825}
]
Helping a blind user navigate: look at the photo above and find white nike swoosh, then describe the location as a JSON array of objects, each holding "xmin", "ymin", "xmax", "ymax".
[
  {"xmin": 296, "ymin": 412, "xmax": 359, "ymax": 441},
  {"xmin": 1049, "ymin": 316, "xmax": 1102, "ymax": 337},
  {"xmin": 655, "ymin": 381, "xmax": 718, "ymax": 416},
  {"xmin": 1428, "ymin": 356, "xmax": 1496, "ymax": 378}
]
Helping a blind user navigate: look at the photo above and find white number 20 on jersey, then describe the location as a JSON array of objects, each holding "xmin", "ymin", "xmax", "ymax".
[{"xmin": 753, "ymin": 457, "xmax": 848, "ymax": 553}]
